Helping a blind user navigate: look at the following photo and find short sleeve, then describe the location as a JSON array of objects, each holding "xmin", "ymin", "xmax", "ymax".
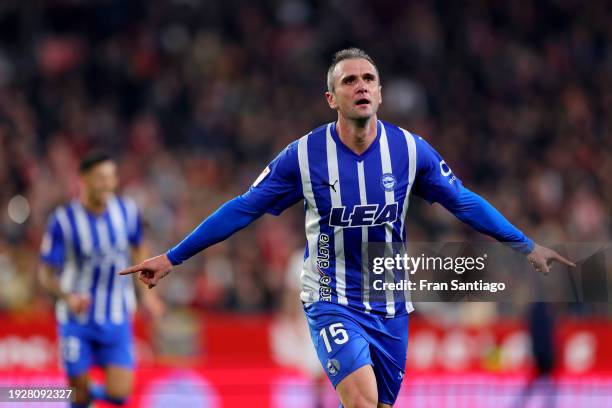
[
  {"xmin": 412, "ymin": 135, "xmax": 463, "ymax": 205},
  {"xmin": 241, "ymin": 141, "xmax": 303, "ymax": 216},
  {"xmin": 40, "ymin": 212, "xmax": 65, "ymax": 268}
]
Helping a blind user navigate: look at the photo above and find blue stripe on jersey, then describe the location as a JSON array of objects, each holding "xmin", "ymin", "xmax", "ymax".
[
  {"xmin": 335, "ymin": 135, "xmax": 364, "ymax": 310},
  {"xmin": 86, "ymin": 209, "xmax": 102, "ymax": 324},
  {"xmin": 307, "ymin": 125, "xmax": 338, "ymax": 304},
  {"xmin": 105, "ymin": 263, "xmax": 115, "ymax": 322},
  {"xmin": 360, "ymin": 131, "xmax": 388, "ymax": 313},
  {"xmin": 362, "ymin": 139, "xmax": 387, "ymax": 244},
  {"xmin": 103, "ymin": 211, "xmax": 116, "ymax": 322}
]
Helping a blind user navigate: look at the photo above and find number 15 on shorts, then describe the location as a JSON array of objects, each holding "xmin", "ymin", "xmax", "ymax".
[{"xmin": 319, "ymin": 323, "xmax": 349, "ymax": 353}]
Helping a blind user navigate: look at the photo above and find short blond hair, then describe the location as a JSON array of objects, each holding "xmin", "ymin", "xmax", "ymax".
[{"xmin": 327, "ymin": 48, "xmax": 379, "ymax": 92}]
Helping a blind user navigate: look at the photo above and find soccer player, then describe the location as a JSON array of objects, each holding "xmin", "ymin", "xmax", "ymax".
[
  {"xmin": 120, "ymin": 48, "xmax": 574, "ymax": 407},
  {"xmin": 39, "ymin": 152, "xmax": 163, "ymax": 408}
]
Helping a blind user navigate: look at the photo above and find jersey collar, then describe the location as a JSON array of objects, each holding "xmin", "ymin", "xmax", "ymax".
[{"xmin": 329, "ymin": 120, "xmax": 382, "ymax": 161}]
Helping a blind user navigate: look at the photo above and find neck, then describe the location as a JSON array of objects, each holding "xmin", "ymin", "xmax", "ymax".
[
  {"xmin": 335, "ymin": 115, "xmax": 378, "ymax": 155},
  {"xmin": 81, "ymin": 193, "xmax": 107, "ymax": 214}
]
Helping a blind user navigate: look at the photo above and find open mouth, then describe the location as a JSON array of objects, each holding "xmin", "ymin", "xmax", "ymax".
[{"xmin": 355, "ymin": 98, "xmax": 371, "ymax": 106}]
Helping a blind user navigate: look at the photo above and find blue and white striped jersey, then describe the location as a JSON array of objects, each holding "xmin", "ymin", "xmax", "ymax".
[
  {"xmin": 242, "ymin": 121, "xmax": 462, "ymax": 317},
  {"xmin": 40, "ymin": 196, "xmax": 142, "ymax": 325}
]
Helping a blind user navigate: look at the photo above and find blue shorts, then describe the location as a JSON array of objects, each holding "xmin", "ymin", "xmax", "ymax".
[
  {"xmin": 304, "ymin": 302, "xmax": 409, "ymax": 405},
  {"xmin": 58, "ymin": 321, "xmax": 134, "ymax": 377}
]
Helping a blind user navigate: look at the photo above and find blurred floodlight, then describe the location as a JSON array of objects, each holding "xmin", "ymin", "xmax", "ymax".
[
  {"xmin": 7, "ymin": 195, "xmax": 30, "ymax": 224},
  {"xmin": 385, "ymin": 78, "xmax": 427, "ymax": 116},
  {"xmin": 277, "ymin": 0, "xmax": 310, "ymax": 26}
]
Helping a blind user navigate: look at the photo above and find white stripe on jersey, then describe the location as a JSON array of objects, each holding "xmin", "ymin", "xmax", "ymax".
[
  {"xmin": 401, "ymin": 128, "xmax": 417, "ymax": 313},
  {"xmin": 297, "ymin": 132, "xmax": 321, "ymax": 303},
  {"xmin": 55, "ymin": 207, "xmax": 75, "ymax": 323},
  {"xmin": 357, "ymin": 161, "xmax": 372, "ymax": 313},
  {"xmin": 108, "ymin": 197, "xmax": 128, "ymax": 324},
  {"xmin": 94, "ymin": 217, "xmax": 111, "ymax": 324},
  {"xmin": 400, "ymin": 129, "xmax": 418, "ymax": 234},
  {"xmin": 378, "ymin": 123, "xmax": 397, "ymax": 317},
  {"xmin": 108, "ymin": 197, "xmax": 128, "ymax": 250},
  {"xmin": 325, "ymin": 124, "xmax": 348, "ymax": 306},
  {"xmin": 72, "ymin": 201, "xmax": 94, "ymax": 324}
]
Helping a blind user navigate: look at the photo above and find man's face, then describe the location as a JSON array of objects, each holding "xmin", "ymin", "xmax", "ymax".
[
  {"xmin": 81, "ymin": 161, "xmax": 118, "ymax": 206},
  {"xmin": 326, "ymin": 58, "xmax": 382, "ymax": 120}
]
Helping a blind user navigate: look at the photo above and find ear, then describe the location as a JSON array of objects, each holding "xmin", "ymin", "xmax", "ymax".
[
  {"xmin": 325, "ymin": 91, "xmax": 338, "ymax": 110},
  {"xmin": 378, "ymin": 85, "xmax": 383, "ymax": 105}
]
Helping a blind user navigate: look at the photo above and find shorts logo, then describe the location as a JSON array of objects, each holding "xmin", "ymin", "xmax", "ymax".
[
  {"xmin": 380, "ymin": 173, "xmax": 396, "ymax": 191},
  {"xmin": 326, "ymin": 358, "xmax": 340, "ymax": 376}
]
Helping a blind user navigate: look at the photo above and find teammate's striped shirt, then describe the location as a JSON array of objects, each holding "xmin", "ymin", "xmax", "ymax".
[
  {"xmin": 40, "ymin": 196, "xmax": 142, "ymax": 325},
  {"xmin": 241, "ymin": 120, "xmax": 463, "ymax": 317}
]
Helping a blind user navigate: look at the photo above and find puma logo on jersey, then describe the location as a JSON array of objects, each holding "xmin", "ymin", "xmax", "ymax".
[
  {"xmin": 323, "ymin": 179, "xmax": 339, "ymax": 192},
  {"xmin": 329, "ymin": 203, "xmax": 399, "ymax": 227}
]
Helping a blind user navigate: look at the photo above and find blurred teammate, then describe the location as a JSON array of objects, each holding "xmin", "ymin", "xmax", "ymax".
[
  {"xmin": 120, "ymin": 48, "xmax": 574, "ymax": 407},
  {"xmin": 39, "ymin": 152, "xmax": 163, "ymax": 408}
]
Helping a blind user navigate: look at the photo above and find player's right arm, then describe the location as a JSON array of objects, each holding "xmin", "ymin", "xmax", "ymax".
[
  {"xmin": 38, "ymin": 210, "xmax": 90, "ymax": 313},
  {"xmin": 120, "ymin": 142, "xmax": 303, "ymax": 287},
  {"xmin": 38, "ymin": 263, "xmax": 66, "ymax": 300},
  {"xmin": 411, "ymin": 135, "xmax": 574, "ymax": 273},
  {"xmin": 38, "ymin": 264, "xmax": 91, "ymax": 314}
]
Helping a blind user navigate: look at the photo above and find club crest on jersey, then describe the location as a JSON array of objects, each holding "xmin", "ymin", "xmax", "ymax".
[
  {"xmin": 380, "ymin": 173, "xmax": 396, "ymax": 191},
  {"xmin": 329, "ymin": 202, "xmax": 399, "ymax": 227}
]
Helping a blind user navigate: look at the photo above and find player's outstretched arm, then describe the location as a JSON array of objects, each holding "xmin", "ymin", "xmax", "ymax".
[
  {"xmin": 38, "ymin": 264, "xmax": 92, "ymax": 312},
  {"xmin": 441, "ymin": 186, "xmax": 575, "ymax": 273}
]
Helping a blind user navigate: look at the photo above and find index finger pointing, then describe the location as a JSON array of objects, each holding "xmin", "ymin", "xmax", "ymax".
[
  {"xmin": 119, "ymin": 264, "xmax": 143, "ymax": 275},
  {"xmin": 553, "ymin": 252, "xmax": 576, "ymax": 268}
]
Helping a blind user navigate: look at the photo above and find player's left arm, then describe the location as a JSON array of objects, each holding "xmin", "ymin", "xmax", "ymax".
[
  {"xmin": 411, "ymin": 135, "xmax": 574, "ymax": 273},
  {"xmin": 440, "ymin": 187, "xmax": 575, "ymax": 273}
]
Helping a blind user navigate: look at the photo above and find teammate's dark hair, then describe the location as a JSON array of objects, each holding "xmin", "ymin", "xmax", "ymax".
[
  {"xmin": 79, "ymin": 151, "xmax": 113, "ymax": 173},
  {"xmin": 327, "ymin": 48, "xmax": 379, "ymax": 92}
]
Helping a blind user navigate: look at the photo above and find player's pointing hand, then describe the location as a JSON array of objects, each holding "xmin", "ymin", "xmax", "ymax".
[
  {"xmin": 527, "ymin": 243, "xmax": 576, "ymax": 274},
  {"xmin": 120, "ymin": 254, "xmax": 173, "ymax": 289}
]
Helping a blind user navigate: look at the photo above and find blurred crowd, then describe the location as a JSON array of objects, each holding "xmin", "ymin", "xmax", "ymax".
[{"xmin": 0, "ymin": 0, "xmax": 610, "ymax": 316}]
